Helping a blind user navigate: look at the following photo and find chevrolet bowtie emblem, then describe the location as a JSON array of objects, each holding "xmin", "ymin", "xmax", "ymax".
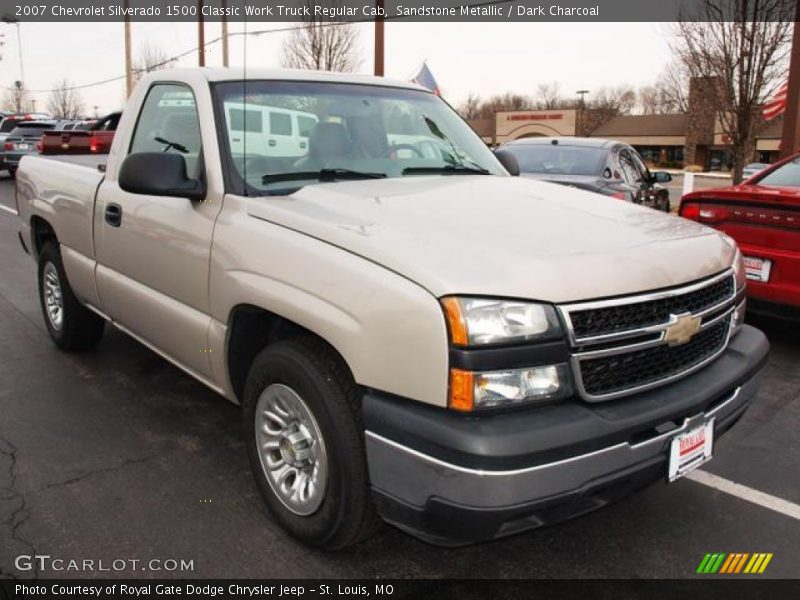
[{"xmin": 664, "ymin": 313, "xmax": 702, "ymax": 346}]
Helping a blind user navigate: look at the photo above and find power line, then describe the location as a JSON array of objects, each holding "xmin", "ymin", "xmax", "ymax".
[
  {"xmin": 0, "ymin": 20, "xmax": 350, "ymax": 94},
  {"xmin": 2, "ymin": 1, "xmax": 514, "ymax": 95}
]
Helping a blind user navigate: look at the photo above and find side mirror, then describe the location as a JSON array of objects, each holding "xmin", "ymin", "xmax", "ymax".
[
  {"xmin": 493, "ymin": 149, "xmax": 520, "ymax": 176},
  {"xmin": 119, "ymin": 152, "xmax": 205, "ymax": 201},
  {"xmin": 650, "ymin": 171, "xmax": 672, "ymax": 184}
]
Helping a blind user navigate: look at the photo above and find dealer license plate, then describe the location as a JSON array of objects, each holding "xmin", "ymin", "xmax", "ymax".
[
  {"xmin": 668, "ymin": 419, "xmax": 714, "ymax": 482},
  {"xmin": 743, "ymin": 256, "xmax": 772, "ymax": 283}
]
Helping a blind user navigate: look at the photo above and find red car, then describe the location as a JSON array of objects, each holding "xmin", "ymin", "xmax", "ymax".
[{"xmin": 680, "ymin": 153, "xmax": 800, "ymax": 319}]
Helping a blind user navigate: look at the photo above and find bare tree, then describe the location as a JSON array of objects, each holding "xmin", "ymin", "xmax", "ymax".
[
  {"xmin": 638, "ymin": 85, "xmax": 661, "ymax": 115},
  {"xmin": 458, "ymin": 92, "xmax": 482, "ymax": 120},
  {"xmin": 46, "ymin": 79, "xmax": 85, "ymax": 119},
  {"xmin": 1, "ymin": 81, "xmax": 30, "ymax": 113},
  {"xmin": 589, "ymin": 85, "xmax": 637, "ymax": 114},
  {"xmin": 133, "ymin": 42, "xmax": 175, "ymax": 83},
  {"xmin": 655, "ymin": 60, "xmax": 690, "ymax": 114},
  {"xmin": 535, "ymin": 82, "xmax": 563, "ymax": 110},
  {"xmin": 281, "ymin": 2, "xmax": 360, "ymax": 72},
  {"xmin": 672, "ymin": 0, "xmax": 793, "ymax": 182},
  {"xmin": 477, "ymin": 92, "xmax": 534, "ymax": 118}
]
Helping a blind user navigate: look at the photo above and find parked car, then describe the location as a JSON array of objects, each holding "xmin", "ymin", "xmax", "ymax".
[
  {"xmin": 40, "ymin": 112, "xmax": 120, "ymax": 156},
  {"xmin": 0, "ymin": 112, "xmax": 51, "ymax": 171},
  {"xmin": 16, "ymin": 68, "xmax": 767, "ymax": 548},
  {"xmin": 2, "ymin": 120, "xmax": 57, "ymax": 177},
  {"xmin": 681, "ymin": 152, "xmax": 800, "ymax": 319},
  {"xmin": 496, "ymin": 137, "xmax": 672, "ymax": 211},
  {"xmin": 742, "ymin": 162, "xmax": 771, "ymax": 180}
]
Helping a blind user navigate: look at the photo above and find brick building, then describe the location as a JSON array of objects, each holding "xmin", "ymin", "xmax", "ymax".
[{"xmin": 468, "ymin": 77, "xmax": 780, "ymax": 170}]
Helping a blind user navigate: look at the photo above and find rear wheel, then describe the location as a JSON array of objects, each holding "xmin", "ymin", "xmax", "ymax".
[
  {"xmin": 37, "ymin": 241, "xmax": 105, "ymax": 352},
  {"xmin": 243, "ymin": 336, "xmax": 380, "ymax": 549},
  {"xmin": 7, "ymin": 167, "xmax": 16, "ymax": 178}
]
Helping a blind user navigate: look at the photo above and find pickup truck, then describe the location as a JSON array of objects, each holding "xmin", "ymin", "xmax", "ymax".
[
  {"xmin": 40, "ymin": 112, "xmax": 120, "ymax": 156},
  {"xmin": 16, "ymin": 68, "xmax": 769, "ymax": 549}
]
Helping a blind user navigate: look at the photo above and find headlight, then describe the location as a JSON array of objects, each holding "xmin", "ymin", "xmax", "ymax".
[
  {"xmin": 450, "ymin": 364, "xmax": 572, "ymax": 411},
  {"xmin": 441, "ymin": 297, "xmax": 562, "ymax": 346},
  {"xmin": 733, "ymin": 247, "xmax": 746, "ymax": 291}
]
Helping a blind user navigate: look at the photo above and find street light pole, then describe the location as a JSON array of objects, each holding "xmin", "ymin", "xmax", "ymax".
[
  {"xmin": 576, "ymin": 89, "xmax": 589, "ymax": 109},
  {"xmin": 13, "ymin": 22, "xmax": 23, "ymax": 85},
  {"xmin": 1, "ymin": 18, "xmax": 24, "ymax": 87}
]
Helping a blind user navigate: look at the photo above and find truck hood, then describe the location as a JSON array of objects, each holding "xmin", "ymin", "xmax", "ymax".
[{"xmin": 246, "ymin": 176, "xmax": 736, "ymax": 303}]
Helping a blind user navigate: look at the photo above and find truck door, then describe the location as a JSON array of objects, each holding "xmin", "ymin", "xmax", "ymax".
[{"xmin": 94, "ymin": 82, "xmax": 221, "ymax": 380}]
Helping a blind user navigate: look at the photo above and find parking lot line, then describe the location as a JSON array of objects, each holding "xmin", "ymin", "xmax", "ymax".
[
  {"xmin": 687, "ymin": 469, "xmax": 800, "ymax": 521},
  {"xmin": 0, "ymin": 204, "xmax": 17, "ymax": 216}
]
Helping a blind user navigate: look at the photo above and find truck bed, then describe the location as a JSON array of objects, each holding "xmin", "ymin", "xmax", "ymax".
[{"xmin": 17, "ymin": 153, "xmax": 105, "ymax": 266}]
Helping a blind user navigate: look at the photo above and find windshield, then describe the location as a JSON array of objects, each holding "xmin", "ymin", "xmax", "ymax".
[
  {"xmin": 9, "ymin": 124, "xmax": 54, "ymax": 138},
  {"xmin": 755, "ymin": 157, "xmax": 800, "ymax": 187},
  {"xmin": 214, "ymin": 81, "xmax": 505, "ymax": 194},
  {"xmin": 504, "ymin": 144, "xmax": 607, "ymax": 176}
]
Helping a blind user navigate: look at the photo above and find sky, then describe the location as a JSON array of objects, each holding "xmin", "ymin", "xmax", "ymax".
[{"xmin": 0, "ymin": 21, "xmax": 675, "ymax": 115}]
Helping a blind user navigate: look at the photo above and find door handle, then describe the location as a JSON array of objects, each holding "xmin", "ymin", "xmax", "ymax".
[{"xmin": 105, "ymin": 203, "xmax": 122, "ymax": 227}]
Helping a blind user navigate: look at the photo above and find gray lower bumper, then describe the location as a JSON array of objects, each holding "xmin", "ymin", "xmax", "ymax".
[{"xmin": 363, "ymin": 325, "xmax": 768, "ymax": 544}]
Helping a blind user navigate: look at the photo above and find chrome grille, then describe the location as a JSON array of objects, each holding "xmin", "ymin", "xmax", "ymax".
[
  {"xmin": 569, "ymin": 275, "xmax": 734, "ymax": 339},
  {"xmin": 559, "ymin": 270, "xmax": 737, "ymax": 402},
  {"xmin": 578, "ymin": 317, "xmax": 731, "ymax": 398}
]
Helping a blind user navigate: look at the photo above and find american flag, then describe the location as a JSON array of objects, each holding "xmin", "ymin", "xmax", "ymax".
[
  {"xmin": 411, "ymin": 62, "xmax": 441, "ymax": 96},
  {"xmin": 763, "ymin": 80, "xmax": 788, "ymax": 121}
]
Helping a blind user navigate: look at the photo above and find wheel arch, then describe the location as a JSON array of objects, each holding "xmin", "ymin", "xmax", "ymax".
[
  {"xmin": 225, "ymin": 304, "xmax": 356, "ymax": 404},
  {"xmin": 29, "ymin": 215, "xmax": 58, "ymax": 261}
]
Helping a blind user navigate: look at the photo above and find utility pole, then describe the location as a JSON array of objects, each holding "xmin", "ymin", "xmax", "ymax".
[
  {"xmin": 780, "ymin": 5, "xmax": 800, "ymax": 158},
  {"xmin": 374, "ymin": 0, "xmax": 384, "ymax": 76},
  {"xmin": 124, "ymin": 0, "xmax": 133, "ymax": 98},
  {"xmin": 221, "ymin": 0, "xmax": 229, "ymax": 67},
  {"xmin": 198, "ymin": 0, "xmax": 205, "ymax": 67}
]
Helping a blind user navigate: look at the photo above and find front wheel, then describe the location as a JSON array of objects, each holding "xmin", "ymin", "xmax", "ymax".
[
  {"xmin": 37, "ymin": 241, "xmax": 105, "ymax": 352},
  {"xmin": 243, "ymin": 337, "xmax": 380, "ymax": 549}
]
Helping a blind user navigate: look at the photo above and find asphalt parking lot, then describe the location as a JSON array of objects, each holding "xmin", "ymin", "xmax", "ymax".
[{"xmin": 0, "ymin": 173, "xmax": 798, "ymax": 580}]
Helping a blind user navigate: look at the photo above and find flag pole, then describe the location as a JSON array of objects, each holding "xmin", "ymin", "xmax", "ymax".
[{"xmin": 779, "ymin": 5, "xmax": 800, "ymax": 158}]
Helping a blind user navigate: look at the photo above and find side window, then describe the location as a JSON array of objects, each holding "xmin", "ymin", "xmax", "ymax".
[
  {"xmin": 297, "ymin": 115, "xmax": 316, "ymax": 139},
  {"xmin": 269, "ymin": 112, "xmax": 292, "ymax": 136},
  {"xmin": 230, "ymin": 108, "xmax": 263, "ymax": 133},
  {"xmin": 129, "ymin": 84, "xmax": 203, "ymax": 177},
  {"xmin": 631, "ymin": 151, "xmax": 650, "ymax": 182},
  {"xmin": 618, "ymin": 149, "xmax": 643, "ymax": 185}
]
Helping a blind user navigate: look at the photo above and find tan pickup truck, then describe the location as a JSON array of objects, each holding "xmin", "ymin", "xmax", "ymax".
[{"xmin": 16, "ymin": 68, "xmax": 769, "ymax": 548}]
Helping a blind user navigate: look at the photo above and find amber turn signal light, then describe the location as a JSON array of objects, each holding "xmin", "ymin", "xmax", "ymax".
[
  {"xmin": 441, "ymin": 297, "xmax": 468, "ymax": 346},
  {"xmin": 448, "ymin": 368, "xmax": 474, "ymax": 412}
]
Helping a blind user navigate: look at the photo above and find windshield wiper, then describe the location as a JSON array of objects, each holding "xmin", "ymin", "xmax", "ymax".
[
  {"xmin": 402, "ymin": 165, "xmax": 490, "ymax": 176},
  {"xmin": 154, "ymin": 136, "xmax": 188, "ymax": 154},
  {"xmin": 262, "ymin": 168, "xmax": 387, "ymax": 185}
]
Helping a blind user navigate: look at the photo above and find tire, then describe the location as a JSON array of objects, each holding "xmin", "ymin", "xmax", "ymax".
[
  {"xmin": 243, "ymin": 336, "xmax": 380, "ymax": 549},
  {"xmin": 38, "ymin": 241, "xmax": 105, "ymax": 352},
  {"xmin": 7, "ymin": 168, "xmax": 16, "ymax": 178}
]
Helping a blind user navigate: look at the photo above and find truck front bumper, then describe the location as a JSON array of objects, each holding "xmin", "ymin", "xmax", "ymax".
[{"xmin": 363, "ymin": 325, "xmax": 769, "ymax": 545}]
